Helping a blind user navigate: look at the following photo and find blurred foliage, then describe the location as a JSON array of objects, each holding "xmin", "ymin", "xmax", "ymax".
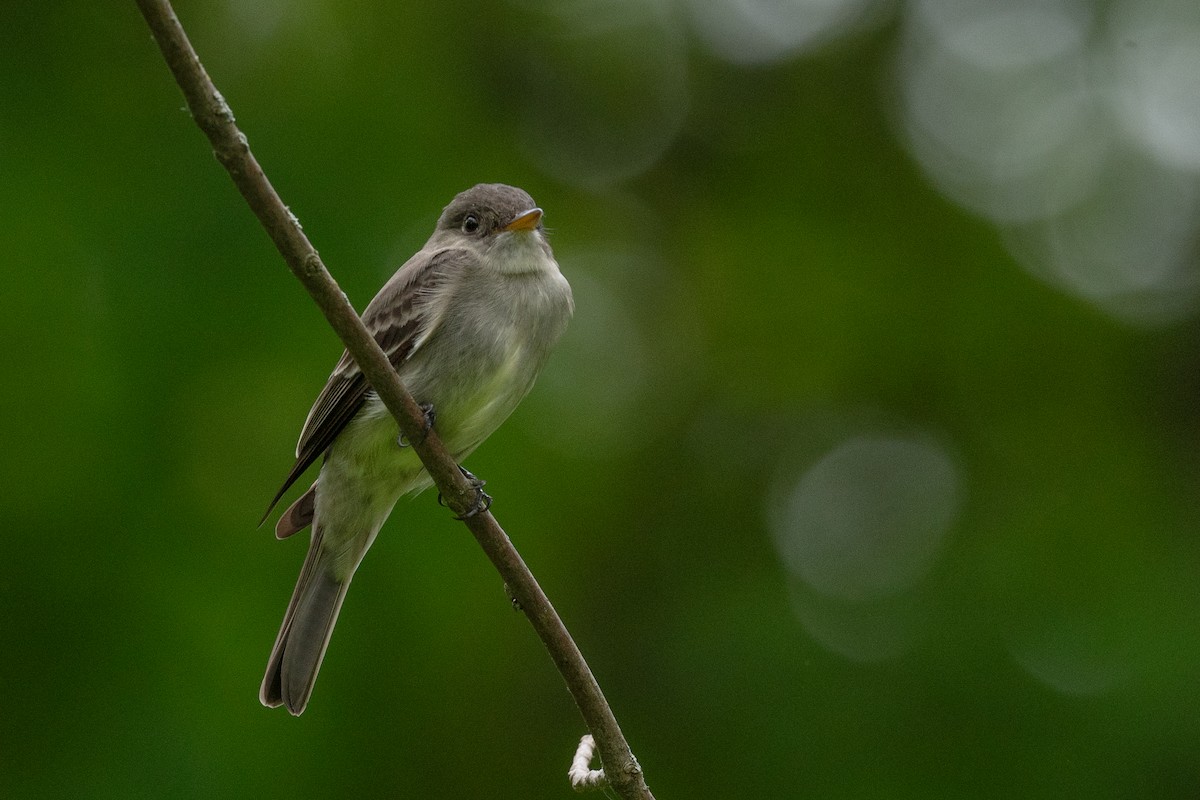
[{"xmin": 2, "ymin": 1, "xmax": 1200, "ymax": 798}]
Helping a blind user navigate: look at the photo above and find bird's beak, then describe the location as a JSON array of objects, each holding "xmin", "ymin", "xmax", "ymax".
[{"xmin": 501, "ymin": 208, "xmax": 543, "ymax": 232}]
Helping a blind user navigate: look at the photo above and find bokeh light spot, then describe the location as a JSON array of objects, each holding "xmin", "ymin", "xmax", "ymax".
[
  {"xmin": 512, "ymin": 0, "xmax": 689, "ymax": 190},
  {"xmin": 1003, "ymin": 148, "xmax": 1200, "ymax": 325},
  {"xmin": 896, "ymin": 8, "xmax": 1099, "ymax": 223},
  {"xmin": 684, "ymin": 0, "xmax": 892, "ymax": 66},
  {"xmin": 915, "ymin": 0, "xmax": 1093, "ymax": 71},
  {"xmin": 895, "ymin": 0, "xmax": 1200, "ymax": 325},
  {"xmin": 771, "ymin": 435, "xmax": 962, "ymax": 602},
  {"xmin": 1109, "ymin": 0, "xmax": 1200, "ymax": 172},
  {"xmin": 1009, "ymin": 610, "xmax": 1132, "ymax": 696}
]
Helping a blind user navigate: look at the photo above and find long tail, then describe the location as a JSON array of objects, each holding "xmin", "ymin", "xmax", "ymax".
[{"xmin": 259, "ymin": 523, "xmax": 354, "ymax": 716}]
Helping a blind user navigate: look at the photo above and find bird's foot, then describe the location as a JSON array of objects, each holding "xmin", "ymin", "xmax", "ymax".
[
  {"xmin": 438, "ymin": 466, "xmax": 492, "ymax": 519},
  {"xmin": 397, "ymin": 403, "xmax": 436, "ymax": 448}
]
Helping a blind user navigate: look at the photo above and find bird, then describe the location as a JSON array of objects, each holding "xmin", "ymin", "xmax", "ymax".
[{"xmin": 258, "ymin": 183, "xmax": 573, "ymax": 715}]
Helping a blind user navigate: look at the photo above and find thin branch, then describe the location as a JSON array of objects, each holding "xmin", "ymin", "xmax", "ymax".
[{"xmin": 133, "ymin": 2, "xmax": 654, "ymax": 798}]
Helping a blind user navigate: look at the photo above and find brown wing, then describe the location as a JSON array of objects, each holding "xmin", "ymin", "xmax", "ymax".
[{"xmin": 260, "ymin": 248, "xmax": 465, "ymax": 523}]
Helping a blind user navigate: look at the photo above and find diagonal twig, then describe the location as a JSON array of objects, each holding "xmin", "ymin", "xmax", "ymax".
[{"xmin": 133, "ymin": 2, "xmax": 654, "ymax": 797}]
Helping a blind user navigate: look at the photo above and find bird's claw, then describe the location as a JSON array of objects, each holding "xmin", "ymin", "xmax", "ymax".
[
  {"xmin": 454, "ymin": 489, "xmax": 493, "ymax": 520},
  {"xmin": 398, "ymin": 403, "xmax": 436, "ymax": 448},
  {"xmin": 438, "ymin": 466, "xmax": 492, "ymax": 519}
]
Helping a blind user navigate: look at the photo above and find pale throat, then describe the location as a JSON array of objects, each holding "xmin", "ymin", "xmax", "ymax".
[{"xmin": 483, "ymin": 230, "xmax": 558, "ymax": 276}]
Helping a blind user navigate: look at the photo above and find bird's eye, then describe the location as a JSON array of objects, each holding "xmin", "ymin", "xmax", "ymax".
[{"xmin": 462, "ymin": 214, "xmax": 480, "ymax": 234}]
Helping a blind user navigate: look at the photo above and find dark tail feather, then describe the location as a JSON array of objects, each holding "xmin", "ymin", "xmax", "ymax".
[{"xmin": 260, "ymin": 527, "xmax": 353, "ymax": 715}]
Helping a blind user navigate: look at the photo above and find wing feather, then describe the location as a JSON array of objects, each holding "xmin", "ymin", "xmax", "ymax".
[{"xmin": 260, "ymin": 248, "xmax": 467, "ymax": 521}]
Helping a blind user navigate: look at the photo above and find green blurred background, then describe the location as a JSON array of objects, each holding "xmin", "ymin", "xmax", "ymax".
[{"xmin": 4, "ymin": 1, "xmax": 1200, "ymax": 797}]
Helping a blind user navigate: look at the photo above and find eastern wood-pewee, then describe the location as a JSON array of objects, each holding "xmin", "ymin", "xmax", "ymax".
[{"xmin": 259, "ymin": 183, "xmax": 573, "ymax": 715}]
